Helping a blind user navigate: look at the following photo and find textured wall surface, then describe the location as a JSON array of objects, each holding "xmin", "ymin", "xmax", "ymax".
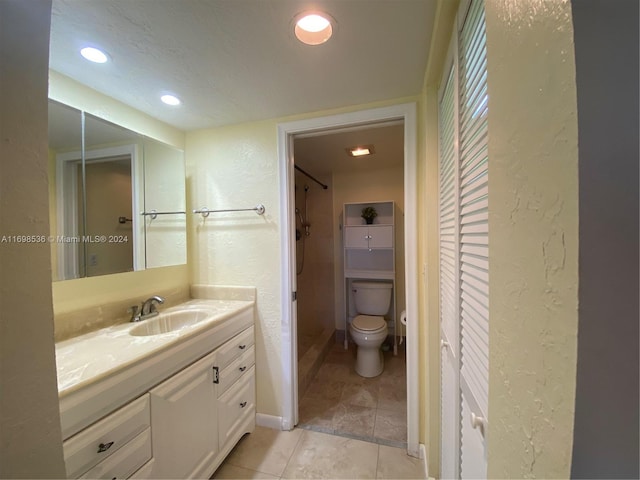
[
  {"xmin": 143, "ymin": 138, "xmax": 187, "ymax": 269},
  {"xmin": 186, "ymin": 97, "xmax": 418, "ymax": 418},
  {"xmin": 0, "ymin": 0, "xmax": 66, "ymax": 476},
  {"xmin": 485, "ymin": 0, "xmax": 580, "ymax": 477},
  {"xmin": 187, "ymin": 121, "xmax": 284, "ymax": 416},
  {"xmin": 571, "ymin": 0, "xmax": 640, "ymax": 477}
]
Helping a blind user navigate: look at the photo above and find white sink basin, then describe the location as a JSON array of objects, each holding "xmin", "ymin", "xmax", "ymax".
[{"xmin": 129, "ymin": 309, "xmax": 213, "ymax": 336}]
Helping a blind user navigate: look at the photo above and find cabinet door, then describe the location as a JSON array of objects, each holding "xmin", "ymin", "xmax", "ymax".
[
  {"xmin": 344, "ymin": 226, "xmax": 369, "ymax": 248},
  {"xmin": 368, "ymin": 226, "xmax": 393, "ymax": 248},
  {"xmin": 149, "ymin": 351, "xmax": 218, "ymax": 479}
]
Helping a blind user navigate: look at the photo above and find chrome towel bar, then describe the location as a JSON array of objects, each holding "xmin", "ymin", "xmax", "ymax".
[
  {"xmin": 141, "ymin": 210, "xmax": 186, "ymax": 220},
  {"xmin": 193, "ymin": 204, "xmax": 265, "ymax": 218}
]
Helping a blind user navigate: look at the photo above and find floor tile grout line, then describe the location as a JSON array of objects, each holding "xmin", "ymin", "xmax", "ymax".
[
  {"xmin": 296, "ymin": 423, "xmax": 407, "ymax": 449},
  {"xmin": 280, "ymin": 428, "xmax": 306, "ymax": 478}
]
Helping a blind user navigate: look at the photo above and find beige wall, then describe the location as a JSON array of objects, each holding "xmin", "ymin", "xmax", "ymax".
[
  {"xmin": 186, "ymin": 96, "xmax": 418, "ymax": 418},
  {"xmin": 331, "ymin": 167, "xmax": 405, "ymax": 331},
  {"xmin": 294, "ymin": 170, "xmax": 335, "ymax": 337},
  {"xmin": 0, "ymin": 0, "xmax": 66, "ymax": 476},
  {"xmin": 419, "ymin": 0, "xmax": 580, "ymax": 477},
  {"xmin": 187, "ymin": 119, "xmax": 283, "ymax": 416},
  {"xmin": 484, "ymin": 0, "xmax": 579, "ymax": 477},
  {"xmin": 143, "ymin": 137, "xmax": 187, "ymax": 269}
]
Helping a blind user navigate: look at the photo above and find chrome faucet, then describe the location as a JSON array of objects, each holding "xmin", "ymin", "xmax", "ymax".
[
  {"xmin": 129, "ymin": 295, "xmax": 165, "ymax": 322},
  {"xmin": 141, "ymin": 295, "xmax": 165, "ymax": 318}
]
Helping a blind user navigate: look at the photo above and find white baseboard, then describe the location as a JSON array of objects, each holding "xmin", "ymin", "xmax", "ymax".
[
  {"xmin": 419, "ymin": 443, "xmax": 431, "ymax": 479},
  {"xmin": 255, "ymin": 413, "xmax": 283, "ymax": 430}
]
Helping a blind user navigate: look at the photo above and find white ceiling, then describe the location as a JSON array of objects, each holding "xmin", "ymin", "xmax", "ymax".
[
  {"xmin": 49, "ymin": 0, "xmax": 437, "ymax": 132},
  {"xmin": 294, "ymin": 122, "xmax": 404, "ymax": 177}
]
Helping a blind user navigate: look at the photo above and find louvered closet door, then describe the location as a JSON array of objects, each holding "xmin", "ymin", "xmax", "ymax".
[
  {"xmin": 439, "ymin": 60, "xmax": 460, "ymax": 480},
  {"xmin": 458, "ymin": 0, "xmax": 488, "ymax": 477}
]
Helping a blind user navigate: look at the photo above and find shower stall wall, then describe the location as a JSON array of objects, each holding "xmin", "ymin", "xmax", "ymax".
[{"xmin": 294, "ymin": 169, "xmax": 335, "ymax": 397}]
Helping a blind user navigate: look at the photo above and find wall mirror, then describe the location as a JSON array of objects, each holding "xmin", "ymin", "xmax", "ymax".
[{"xmin": 48, "ymin": 99, "xmax": 187, "ymax": 281}]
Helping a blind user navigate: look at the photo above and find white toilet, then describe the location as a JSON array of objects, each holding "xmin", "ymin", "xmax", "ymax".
[{"xmin": 349, "ymin": 281, "xmax": 391, "ymax": 377}]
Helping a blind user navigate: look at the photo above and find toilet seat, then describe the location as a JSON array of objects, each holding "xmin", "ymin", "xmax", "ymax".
[{"xmin": 352, "ymin": 315, "xmax": 387, "ymax": 333}]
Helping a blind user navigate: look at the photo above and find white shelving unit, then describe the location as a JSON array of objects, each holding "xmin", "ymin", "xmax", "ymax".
[{"xmin": 343, "ymin": 201, "xmax": 398, "ymax": 354}]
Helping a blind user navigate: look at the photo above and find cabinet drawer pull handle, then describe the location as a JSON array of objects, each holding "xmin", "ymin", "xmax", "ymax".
[
  {"xmin": 239, "ymin": 366, "xmax": 247, "ymax": 372},
  {"xmin": 238, "ymin": 344, "xmax": 246, "ymax": 350},
  {"xmin": 97, "ymin": 441, "xmax": 114, "ymax": 453},
  {"xmin": 240, "ymin": 401, "xmax": 247, "ymax": 408}
]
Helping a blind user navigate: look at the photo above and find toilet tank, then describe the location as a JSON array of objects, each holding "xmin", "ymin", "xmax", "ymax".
[{"xmin": 352, "ymin": 281, "xmax": 392, "ymax": 315}]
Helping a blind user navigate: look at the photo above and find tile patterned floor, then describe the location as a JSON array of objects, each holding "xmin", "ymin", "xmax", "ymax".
[
  {"xmin": 298, "ymin": 341, "xmax": 408, "ymax": 448},
  {"xmin": 212, "ymin": 426, "xmax": 425, "ymax": 480}
]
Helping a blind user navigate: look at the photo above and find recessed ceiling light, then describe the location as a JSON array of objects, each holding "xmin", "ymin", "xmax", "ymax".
[
  {"xmin": 161, "ymin": 94, "xmax": 181, "ymax": 106},
  {"xmin": 80, "ymin": 47, "xmax": 108, "ymax": 63},
  {"xmin": 347, "ymin": 145, "xmax": 375, "ymax": 157},
  {"xmin": 294, "ymin": 12, "xmax": 334, "ymax": 45}
]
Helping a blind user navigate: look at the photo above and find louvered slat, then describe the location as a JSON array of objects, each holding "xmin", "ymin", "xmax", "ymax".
[
  {"xmin": 440, "ymin": 61, "xmax": 459, "ymax": 351},
  {"xmin": 459, "ymin": 0, "xmax": 489, "ymax": 429}
]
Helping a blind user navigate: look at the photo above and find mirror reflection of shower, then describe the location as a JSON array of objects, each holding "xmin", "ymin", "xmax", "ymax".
[{"xmin": 296, "ymin": 185, "xmax": 310, "ymax": 275}]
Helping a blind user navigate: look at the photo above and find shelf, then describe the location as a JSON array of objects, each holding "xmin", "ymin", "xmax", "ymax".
[
  {"xmin": 343, "ymin": 200, "xmax": 398, "ymax": 353},
  {"xmin": 344, "ymin": 201, "xmax": 395, "ymax": 226},
  {"xmin": 344, "ymin": 269, "xmax": 395, "ymax": 280}
]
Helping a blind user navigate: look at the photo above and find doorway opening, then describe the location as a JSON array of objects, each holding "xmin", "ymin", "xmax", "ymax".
[{"xmin": 278, "ymin": 103, "xmax": 420, "ymax": 457}]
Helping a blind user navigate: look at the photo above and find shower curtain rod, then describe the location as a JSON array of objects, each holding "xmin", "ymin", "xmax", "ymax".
[{"xmin": 294, "ymin": 165, "xmax": 328, "ymax": 190}]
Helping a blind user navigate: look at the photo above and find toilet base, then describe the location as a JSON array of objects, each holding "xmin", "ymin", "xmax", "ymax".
[{"xmin": 355, "ymin": 347, "xmax": 384, "ymax": 378}]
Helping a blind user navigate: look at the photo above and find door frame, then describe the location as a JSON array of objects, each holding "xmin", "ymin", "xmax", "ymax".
[
  {"xmin": 277, "ymin": 102, "xmax": 420, "ymax": 457},
  {"xmin": 55, "ymin": 143, "xmax": 143, "ymax": 279}
]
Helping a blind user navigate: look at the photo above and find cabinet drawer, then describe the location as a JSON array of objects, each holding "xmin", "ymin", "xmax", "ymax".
[
  {"xmin": 218, "ymin": 345, "xmax": 255, "ymax": 397},
  {"xmin": 218, "ymin": 366, "xmax": 255, "ymax": 447},
  {"xmin": 79, "ymin": 428, "xmax": 151, "ymax": 479},
  {"xmin": 216, "ymin": 326, "xmax": 254, "ymax": 370},
  {"xmin": 64, "ymin": 395, "xmax": 150, "ymax": 479}
]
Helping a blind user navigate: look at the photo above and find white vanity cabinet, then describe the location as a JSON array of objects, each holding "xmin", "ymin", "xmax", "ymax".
[
  {"xmin": 148, "ymin": 350, "xmax": 219, "ymax": 479},
  {"xmin": 148, "ymin": 325, "xmax": 255, "ymax": 479},
  {"xmin": 63, "ymin": 395, "xmax": 151, "ymax": 480},
  {"xmin": 59, "ymin": 301, "xmax": 256, "ymax": 479}
]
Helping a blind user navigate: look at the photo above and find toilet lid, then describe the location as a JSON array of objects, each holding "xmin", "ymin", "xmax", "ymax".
[{"xmin": 352, "ymin": 315, "xmax": 387, "ymax": 331}]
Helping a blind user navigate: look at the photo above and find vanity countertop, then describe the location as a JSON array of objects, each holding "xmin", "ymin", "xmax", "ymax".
[{"xmin": 55, "ymin": 298, "xmax": 254, "ymax": 397}]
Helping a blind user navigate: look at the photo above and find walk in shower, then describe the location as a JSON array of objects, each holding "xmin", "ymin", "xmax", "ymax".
[{"xmin": 294, "ymin": 166, "xmax": 335, "ymax": 397}]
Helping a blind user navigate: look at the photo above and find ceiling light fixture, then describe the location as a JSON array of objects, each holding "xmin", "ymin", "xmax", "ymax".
[
  {"xmin": 294, "ymin": 12, "xmax": 334, "ymax": 45},
  {"xmin": 347, "ymin": 145, "xmax": 375, "ymax": 157},
  {"xmin": 161, "ymin": 94, "xmax": 181, "ymax": 106},
  {"xmin": 80, "ymin": 47, "xmax": 108, "ymax": 63}
]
